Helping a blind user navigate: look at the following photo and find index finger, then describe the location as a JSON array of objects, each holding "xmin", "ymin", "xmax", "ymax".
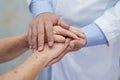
[
  {"xmin": 38, "ymin": 22, "xmax": 45, "ymax": 51},
  {"xmin": 45, "ymin": 21, "xmax": 54, "ymax": 47},
  {"xmin": 53, "ymin": 26, "xmax": 79, "ymax": 39}
]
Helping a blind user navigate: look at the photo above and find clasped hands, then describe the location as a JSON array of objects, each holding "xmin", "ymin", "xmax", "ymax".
[
  {"xmin": 48, "ymin": 26, "xmax": 86, "ymax": 66},
  {"xmin": 28, "ymin": 12, "xmax": 87, "ymax": 66},
  {"xmin": 28, "ymin": 25, "xmax": 86, "ymax": 66}
]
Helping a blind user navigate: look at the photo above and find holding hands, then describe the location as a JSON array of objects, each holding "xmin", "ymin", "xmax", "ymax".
[
  {"xmin": 28, "ymin": 13, "xmax": 70, "ymax": 51},
  {"xmin": 28, "ymin": 13, "xmax": 87, "ymax": 65},
  {"xmin": 47, "ymin": 26, "xmax": 86, "ymax": 66}
]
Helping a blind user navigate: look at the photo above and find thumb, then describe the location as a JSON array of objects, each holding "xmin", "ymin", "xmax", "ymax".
[
  {"xmin": 69, "ymin": 40, "xmax": 76, "ymax": 49},
  {"xmin": 46, "ymin": 43, "xmax": 71, "ymax": 67},
  {"xmin": 69, "ymin": 40, "xmax": 81, "ymax": 51},
  {"xmin": 58, "ymin": 18, "xmax": 69, "ymax": 29}
]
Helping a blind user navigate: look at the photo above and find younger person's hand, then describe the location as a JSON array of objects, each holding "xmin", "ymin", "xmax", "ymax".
[{"xmin": 28, "ymin": 13, "xmax": 69, "ymax": 51}]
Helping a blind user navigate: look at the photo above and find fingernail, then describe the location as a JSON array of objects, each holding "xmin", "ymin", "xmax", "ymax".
[
  {"xmin": 29, "ymin": 46, "xmax": 32, "ymax": 49},
  {"xmin": 49, "ymin": 42, "xmax": 53, "ymax": 46},
  {"xmin": 38, "ymin": 45, "xmax": 43, "ymax": 51}
]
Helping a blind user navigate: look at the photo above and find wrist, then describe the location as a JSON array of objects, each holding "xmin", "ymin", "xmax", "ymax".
[
  {"xmin": 32, "ymin": 51, "xmax": 53, "ymax": 63},
  {"xmin": 30, "ymin": 0, "xmax": 53, "ymax": 18},
  {"xmin": 19, "ymin": 34, "xmax": 29, "ymax": 48}
]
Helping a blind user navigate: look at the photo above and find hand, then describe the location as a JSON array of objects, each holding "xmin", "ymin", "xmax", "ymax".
[
  {"xmin": 28, "ymin": 12, "xmax": 70, "ymax": 51},
  {"xmin": 47, "ymin": 27, "xmax": 87, "ymax": 66},
  {"xmin": 34, "ymin": 38, "xmax": 71, "ymax": 62},
  {"xmin": 68, "ymin": 26, "xmax": 86, "ymax": 51},
  {"xmin": 53, "ymin": 26, "xmax": 80, "ymax": 40},
  {"xmin": 43, "ymin": 38, "xmax": 71, "ymax": 60},
  {"xmin": 69, "ymin": 26, "xmax": 85, "ymax": 39},
  {"xmin": 53, "ymin": 26, "xmax": 86, "ymax": 51}
]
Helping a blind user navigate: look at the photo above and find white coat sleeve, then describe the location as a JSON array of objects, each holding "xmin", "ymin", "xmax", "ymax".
[
  {"xmin": 95, "ymin": 1, "xmax": 120, "ymax": 46},
  {"xmin": 26, "ymin": 0, "xmax": 31, "ymax": 6}
]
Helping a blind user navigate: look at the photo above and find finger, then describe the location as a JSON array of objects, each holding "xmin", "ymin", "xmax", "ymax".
[
  {"xmin": 70, "ymin": 27, "xmax": 84, "ymax": 33},
  {"xmin": 28, "ymin": 24, "xmax": 33, "ymax": 49},
  {"xmin": 38, "ymin": 22, "xmax": 45, "ymax": 51},
  {"xmin": 32, "ymin": 25, "xmax": 38, "ymax": 50},
  {"xmin": 69, "ymin": 39, "xmax": 85, "ymax": 51},
  {"xmin": 70, "ymin": 29, "xmax": 85, "ymax": 38},
  {"xmin": 47, "ymin": 38, "xmax": 71, "ymax": 66},
  {"xmin": 69, "ymin": 27, "xmax": 85, "ymax": 38},
  {"xmin": 69, "ymin": 40, "xmax": 76, "ymax": 49},
  {"xmin": 45, "ymin": 35, "xmax": 65, "ymax": 43},
  {"xmin": 74, "ymin": 40, "xmax": 83, "ymax": 50},
  {"xmin": 54, "ymin": 35, "xmax": 66, "ymax": 43},
  {"xmin": 45, "ymin": 21, "xmax": 54, "ymax": 47},
  {"xmin": 54, "ymin": 26, "xmax": 79, "ymax": 39},
  {"xmin": 58, "ymin": 18, "xmax": 69, "ymax": 29},
  {"xmin": 47, "ymin": 46, "xmax": 71, "ymax": 66}
]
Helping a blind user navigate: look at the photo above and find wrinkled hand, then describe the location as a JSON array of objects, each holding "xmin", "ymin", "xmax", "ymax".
[
  {"xmin": 41, "ymin": 38, "xmax": 71, "ymax": 60},
  {"xmin": 68, "ymin": 27, "xmax": 86, "ymax": 51},
  {"xmin": 28, "ymin": 12, "xmax": 70, "ymax": 51},
  {"xmin": 47, "ymin": 27, "xmax": 87, "ymax": 66}
]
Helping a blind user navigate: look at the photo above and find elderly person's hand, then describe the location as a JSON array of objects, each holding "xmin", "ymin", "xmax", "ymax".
[{"xmin": 46, "ymin": 26, "xmax": 87, "ymax": 66}]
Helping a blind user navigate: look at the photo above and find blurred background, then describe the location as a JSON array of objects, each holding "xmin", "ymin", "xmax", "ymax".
[{"xmin": 0, "ymin": 0, "xmax": 46, "ymax": 80}]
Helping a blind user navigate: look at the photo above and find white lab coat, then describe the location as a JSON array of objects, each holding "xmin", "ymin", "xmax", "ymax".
[
  {"xmin": 51, "ymin": 0, "xmax": 120, "ymax": 80},
  {"xmin": 27, "ymin": 0, "xmax": 120, "ymax": 80}
]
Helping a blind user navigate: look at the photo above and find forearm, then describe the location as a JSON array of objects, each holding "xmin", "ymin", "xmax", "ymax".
[
  {"xmin": 0, "ymin": 52, "xmax": 51, "ymax": 80},
  {"xmin": 0, "ymin": 34, "xmax": 29, "ymax": 63},
  {"xmin": 0, "ymin": 25, "xmax": 72, "ymax": 63},
  {"xmin": 0, "ymin": 40, "xmax": 70, "ymax": 80}
]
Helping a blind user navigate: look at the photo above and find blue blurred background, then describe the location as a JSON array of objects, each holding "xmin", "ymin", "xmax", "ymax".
[{"xmin": 0, "ymin": 0, "xmax": 42, "ymax": 80}]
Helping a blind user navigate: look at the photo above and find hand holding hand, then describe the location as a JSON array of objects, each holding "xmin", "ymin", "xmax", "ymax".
[
  {"xmin": 46, "ymin": 26, "xmax": 87, "ymax": 66},
  {"xmin": 28, "ymin": 13, "xmax": 70, "ymax": 51}
]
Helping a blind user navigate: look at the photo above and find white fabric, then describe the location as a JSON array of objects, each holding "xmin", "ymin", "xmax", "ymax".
[
  {"xmin": 95, "ymin": 1, "xmax": 120, "ymax": 45},
  {"xmin": 26, "ymin": 0, "xmax": 31, "ymax": 5},
  {"xmin": 51, "ymin": 0, "xmax": 120, "ymax": 80},
  {"xmin": 27, "ymin": 0, "xmax": 120, "ymax": 80}
]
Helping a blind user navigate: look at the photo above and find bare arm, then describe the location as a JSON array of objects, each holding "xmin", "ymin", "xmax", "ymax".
[
  {"xmin": 0, "ymin": 34, "xmax": 28, "ymax": 63},
  {"xmin": 0, "ymin": 26, "xmax": 81, "ymax": 63},
  {"xmin": 0, "ymin": 39, "xmax": 70, "ymax": 80},
  {"xmin": 0, "ymin": 26, "xmax": 85, "ymax": 80}
]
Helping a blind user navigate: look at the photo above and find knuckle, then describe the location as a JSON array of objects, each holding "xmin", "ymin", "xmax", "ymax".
[
  {"xmin": 33, "ymin": 35, "xmax": 38, "ymax": 39},
  {"xmin": 38, "ymin": 36, "xmax": 44, "ymax": 42},
  {"xmin": 38, "ymin": 41, "xmax": 43, "ymax": 46},
  {"xmin": 33, "ymin": 45, "xmax": 36, "ymax": 49},
  {"xmin": 33, "ymin": 31, "xmax": 37, "ymax": 36},
  {"xmin": 38, "ymin": 37, "xmax": 43, "ymax": 42},
  {"xmin": 48, "ymin": 35, "xmax": 53, "ymax": 40},
  {"xmin": 38, "ymin": 30, "xmax": 44, "ymax": 35},
  {"xmin": 32, "ymin": 41, "xmax": 37, "ymax": 48},
  {"xmin": 38, "ymin": 43, "xmax": 43, "ymax": 47},
  {"xmin": 47, "ymin": 29, "xmax": 52, "ymax": 34}
]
